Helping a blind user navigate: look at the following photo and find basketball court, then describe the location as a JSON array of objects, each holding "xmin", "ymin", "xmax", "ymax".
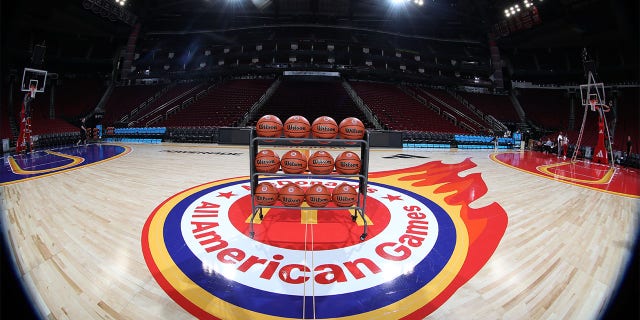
[{"xmin": 1, "ymin": 142, "xmax": 638, "ymax": 319}]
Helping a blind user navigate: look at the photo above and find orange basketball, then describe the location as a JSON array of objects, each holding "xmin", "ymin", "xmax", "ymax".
[
  {"xmin": 255, "ymin": 149, "xmax": 280, "ymax": 173},
  {"xmin": 254, "ymin": 181, "xmax": 278, "ymax": 206},
  {"xmin": 305, "ymin": 184, "xmax": 331, "ymax": 207},
  {"xmin": 280, "ymin": 150, "xmax": 308, "ymax": 174},
  {"xmin": 307, "ymin": 151, "xmax": 335, "ymax": 175},
  {"xmin": 332, "ymin": 183, "xmax": 358, "ymax": 207},
  {"xmin": 283, "ymin": 115, "xmax": 311, "ymax": 139},
  {"xmin": 338, "ymin": 117, "xmax": 366, "ymax": 140},
  {"xmin": 311, "ymin": 116, "xmax": 339, "ymax": 139},
  {"xmin": 334, "ymin": 151, "xmax": 361, "ymax": 175},
  {"xmin": 256, "ymin": 114, "xmax": 283, "ymax": 138},
  {"xmin": 279, "ymin": 182, "xmax": 305, "ymax": 207}
]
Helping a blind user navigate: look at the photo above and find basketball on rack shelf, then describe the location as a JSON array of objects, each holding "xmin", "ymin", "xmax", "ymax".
[
  {"xmin": 338, "ymin": 117, "xmax": 365, "ymax": 140},
  {"xmin": 283, "ymin": 115, "xmax": 311, "ymax": 140},
  {"xmin": 311, "ymin": 116, "xmax": 338, "ymax": 140},
  {"xmin": 332, "ymin": 183, "xmax": 358, "ymax": 207},
  {"xmin": 280, "ymin": 150, "xmax": 308, "ymax": 174},
  {"xmin": 279, "ymin": 182, "xmax": 305, "ymax": 207},
  {"xmin": 256, "ymin": 114, "xmax": 283, "ymax": 138},
  {"xmin": 307, "ymin": 150, "xmax": 335, "ymax": 175},
  {"xmin": 305, "ymin": 184, "xmax": 331, "ymax": 207},
  {"xmin": 335, "ymin": 151, "xmax": 361, "ymax": 175},
  {"xmin": 254, "ymin": 182, "xmax": 279, "ymax": 206},
  {"xmin": 255, "ymin": 149, "xmax": 280, "ymax": 173}
]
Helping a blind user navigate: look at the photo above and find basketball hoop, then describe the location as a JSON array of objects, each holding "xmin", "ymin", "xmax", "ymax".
[
  {"xmin": 590, "ymin": 99, "xmax": 610, "ymax": 113},
  {"xmin": 29, "ymin": 83, "xmax": 37, "ymax": 98}
]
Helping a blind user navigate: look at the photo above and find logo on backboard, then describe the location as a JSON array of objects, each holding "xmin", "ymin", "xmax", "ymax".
[{"xmin": 142, "ymin": 158, "xmax": 508, "ymax": 319}]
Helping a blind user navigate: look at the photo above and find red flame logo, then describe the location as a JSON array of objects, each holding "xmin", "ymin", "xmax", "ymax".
[{"xmin": 370, "ymin": 158, "xmax": 508, "ymax": 316}]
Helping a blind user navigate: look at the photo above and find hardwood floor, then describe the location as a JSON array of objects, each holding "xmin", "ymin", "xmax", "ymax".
[{"xmin": 1, "ymin": 143, "xmax": 638, "ymax": 320}]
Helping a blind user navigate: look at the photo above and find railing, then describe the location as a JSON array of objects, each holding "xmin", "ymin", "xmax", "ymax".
[
  {"xmin": 240, "ymin": 78, "xmax": 281, "ymax": 127},
  {"xmin": 342, "ymin": 80, "xmax": 383, "ymax": 130},
  {"xmin": 130, "ymin": 84, "xmax": 203, "ymax": 126},
  {"xmin": 416, "ymin": 86, "xmax": 485, "ymax": 130}
]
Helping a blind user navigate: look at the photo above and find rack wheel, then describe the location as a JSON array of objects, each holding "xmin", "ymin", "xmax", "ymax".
[
  {"xmin": 250, "ymin": 232, "xmax": 255, "ymax": 239},
  {"xmin": 360, "ymin": 233, "xmax": 367, "ymax": 241}
]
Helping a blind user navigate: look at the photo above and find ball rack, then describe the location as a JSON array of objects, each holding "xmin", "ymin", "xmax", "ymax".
[{"xmin": 248, "ymin": 128, "xmax": 370, "ymax": 241}]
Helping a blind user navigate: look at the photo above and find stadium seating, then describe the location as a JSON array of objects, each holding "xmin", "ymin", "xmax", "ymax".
[
  {"xmin": 349, "ymin": 81, "xmax": 468, "ymax": 133},
  {"xmin": 161, "ymin": 79, "xmax": 274, "ymax": 127}
]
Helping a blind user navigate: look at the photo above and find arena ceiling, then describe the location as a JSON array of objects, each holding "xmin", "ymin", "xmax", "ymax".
[
  {"xmin": 1, "ymin": 0, "xmax": 637, "ymax": 78},
  {"xmin": 5, "ymin": 0, "xmax": 637, "ymax": 47},
  {"xmin": 124, "ymin": 0, "xmax": 638, "ymax": 48}
]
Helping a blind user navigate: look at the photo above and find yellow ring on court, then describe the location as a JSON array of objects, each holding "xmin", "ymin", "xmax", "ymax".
[
  {"xmin": 536, "ymin": 161, "xmax": 615, "ymax": 184},
  {"xmin": 8, "ymin": 150, "xmax": 85, "ymax": 174}
]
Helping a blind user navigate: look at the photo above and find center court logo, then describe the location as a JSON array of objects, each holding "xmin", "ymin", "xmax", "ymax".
[{"xmin": 142, "ymin": 158, "xmax": 508, "ymax": 319}]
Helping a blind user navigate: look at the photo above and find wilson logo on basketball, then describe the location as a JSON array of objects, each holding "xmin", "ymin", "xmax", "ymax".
[
  {"xmin": 258, "ymin": 123, "xmax": 278, "ymax": 130},
  {"xmin": 143, "ymin": 158, "xmax": 508, "ymax": 319},
  {"xmin": 315, "ymin": 125, "xmax": 335, "ymax": 132},
  {"xmin": 283, "ymin": 160, "xmax": 302, "ymax": 167},
  {"xmin": 339, "ymin": 162, "xmax": 358, "ymax": 167},
  {"xmin": 256, "ymin": 159, "xmax": 275, "ymax": 164},
  {"xmin": 286, "ymin": 124, "xmax": 306, "ymax": 131},
  {"xmin": 311, "ymin": 159, "xmax": 331, "ymax": 165}
]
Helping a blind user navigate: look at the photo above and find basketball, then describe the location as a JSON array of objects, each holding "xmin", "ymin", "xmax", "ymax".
[
  {"xmin": 280, "ymin": 150, "xmax": 308, "ymax": 174},
  {"xmin": 256, "ymin": 114, "xmax": 283, "ymax": 138},
  {"xmin": 283, "ymin": 115, "xmax": 311, "ymax": 139},
  {"xmin": 338, "ymin": 117, "xmax": 366, "ymax": 140},
  {"xmin": 311, "ymin": 116, "xmax": 339, "ymax": 139},
  {"xmin": 279, "ymin": 182, "xmax": 305, "ymax": 207},
  {"xmin": 254, "ymin": 182, "xmax": 278, "ymax": 206},
  {"xmin": 334, "ymin": 151, "xmax": 361, "ymax": 175},
  {"xmin": 332, "ymin": 183, "xmax": 358, "ymax": 207},
  {"xmin": 307, "ymin": 150, "xmax": 335, "ymax": 175},
  {"xmin": 305, "ymin": 184, "xmax": 331, "ymax": 207},
  {"xmin": 255, "ymin": 149, "xmax": 280, "ymax": 173}
]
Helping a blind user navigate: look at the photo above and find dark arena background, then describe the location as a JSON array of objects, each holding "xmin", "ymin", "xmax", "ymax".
[{"xmin": 1, "ymin": 1, "xmax": 638, "ymax": 319}]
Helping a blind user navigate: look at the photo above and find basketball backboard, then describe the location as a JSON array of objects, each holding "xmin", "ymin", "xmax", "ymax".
[
  {"xmin": 579, "ymin": 71, "xmax": 605, "ymax": 111},
  {"xmin": 21, "ymin": 68, "xmax": 48, "ymax": 93}
]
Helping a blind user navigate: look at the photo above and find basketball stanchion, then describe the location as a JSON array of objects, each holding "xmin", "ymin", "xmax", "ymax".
[
  {"xmin": 573, "ymin": 49, "xmax": 616, "ymax": 166},
  {"xmin": 17, "ymin": 68, "xmax": 47, "ymax": 154}
]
